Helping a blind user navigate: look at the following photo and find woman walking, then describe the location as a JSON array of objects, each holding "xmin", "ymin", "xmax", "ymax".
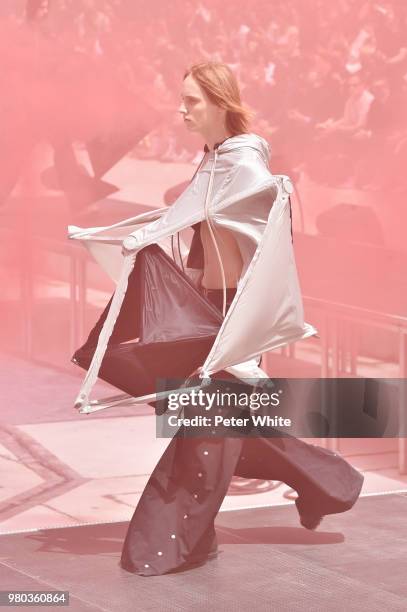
[{"xmin": 116, "ymin": 62, "xmax": 364, "ymax": 576}]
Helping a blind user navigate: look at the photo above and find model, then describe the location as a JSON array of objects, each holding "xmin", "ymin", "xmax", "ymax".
[{"xmin": 69, "ymin": 62, "xmax": 364, "ymax": 576}]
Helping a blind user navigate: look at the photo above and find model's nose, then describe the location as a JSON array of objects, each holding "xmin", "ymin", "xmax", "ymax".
[{"xmin": 178, "ymin": 102, "xmax": 187, "ymax": 114}]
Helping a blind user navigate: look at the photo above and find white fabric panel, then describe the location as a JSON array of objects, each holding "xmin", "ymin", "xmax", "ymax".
[
  {"xmin": 66, "ymin": 133, "xmax": 317, "ymax": 410},
  {"xmin": 201, "ymin": 179, "xmax": 317, "ymax": 376}
]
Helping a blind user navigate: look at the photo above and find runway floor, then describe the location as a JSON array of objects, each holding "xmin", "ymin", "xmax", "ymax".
[{"xmin": 1, "ymin": 491, "xmax": 407, "ymax": 612}]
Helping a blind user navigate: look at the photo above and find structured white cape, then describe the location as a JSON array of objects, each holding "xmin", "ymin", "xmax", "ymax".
[{"xmin": 68, "ymin": 133, "xmax": 317, "ymax": 412}]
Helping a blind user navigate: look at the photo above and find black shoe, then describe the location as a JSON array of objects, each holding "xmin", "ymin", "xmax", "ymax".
[{"xmin": 299, "ymin": 513, "xmax": 323, "ymax": 530}]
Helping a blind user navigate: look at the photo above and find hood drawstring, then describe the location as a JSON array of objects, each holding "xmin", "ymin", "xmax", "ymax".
[
  {"xmin": 171, "ymin": 151, "xmax": 208, "ymax": 271},
  {"xmin": 203, "ymin": 149, "xmax": 227, "ymax": 317}
]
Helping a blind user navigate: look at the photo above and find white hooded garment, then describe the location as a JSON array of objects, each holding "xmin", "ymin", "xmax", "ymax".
[{"xmin": 68, "ymin": 133, "xmax": 317, "ymax": 412}]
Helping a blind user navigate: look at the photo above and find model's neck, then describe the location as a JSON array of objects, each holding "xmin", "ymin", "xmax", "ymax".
[{"xmin": 203, "ymin": 127, "xmax": 233, "ymax": 151}]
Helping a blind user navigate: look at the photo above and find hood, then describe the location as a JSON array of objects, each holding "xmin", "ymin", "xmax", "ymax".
[{"xmin": 216, "ymin": 132, "xmax": 270, "ymax": 165}]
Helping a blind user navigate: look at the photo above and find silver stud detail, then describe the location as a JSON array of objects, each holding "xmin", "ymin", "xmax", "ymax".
[
  {"xmin": 193, "ymin": 493, "xmax": 198, "ymax": 499},
  {"xmin": 198, "ymin": 472, "xmax": 203, "ymax": 477},
  {"xmin": 157, "ymin": 551, "xmax": 163, "ymax": 556},
  {"xmin": 171, "ymin": 534, "xmax": 176, "ymax": 539},
  {"xmin": 144, "ymin": 564, "xmax": 149, "ymax": 568},
  {"xmin": 203, "ymin": 451, "xmax": 209, "ymax": 455},
  {"xmin": 183, "ymin": 514, "xmax": 188, "ymax": 519}
]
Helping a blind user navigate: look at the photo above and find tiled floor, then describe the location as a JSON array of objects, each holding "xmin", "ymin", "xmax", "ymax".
[{"xmin": 1, "ymin": 494, "xmax": 407, "ymax": 611}]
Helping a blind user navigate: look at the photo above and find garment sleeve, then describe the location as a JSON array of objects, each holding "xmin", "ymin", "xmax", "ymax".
[
  {"xmin": 122, "ymin": 155, "xmax": 278, "ymax": 253},
  {"xmin": 68, "ymin": 206, "xmax": 166, "ymax": 241},
  {"xmin": 122, "ymin": 181, "xmax": 206, "ymax": 252}
]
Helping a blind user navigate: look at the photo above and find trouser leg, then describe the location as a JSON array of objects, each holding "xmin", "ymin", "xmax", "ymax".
[
  {"xmin": 234, "ymin": 434, "xmax": 364, "ymax": 517},
  {"xmin": 120, "ymin": 430, "xmax": 243, "ymax": 576}
]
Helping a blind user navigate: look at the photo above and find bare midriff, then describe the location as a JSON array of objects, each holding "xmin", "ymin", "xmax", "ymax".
[{"xmin": 200, "ymin": 221, "xmax": 243, "ymax": 289}]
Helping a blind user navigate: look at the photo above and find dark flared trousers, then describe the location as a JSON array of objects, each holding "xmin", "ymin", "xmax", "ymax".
[
  {"xmin": 120, "ymin": 430, "xmax": 363, "ymax": 576},
  {"xmin": 120, "ymin": 287, "xmax": 364, "ymax": 576}
]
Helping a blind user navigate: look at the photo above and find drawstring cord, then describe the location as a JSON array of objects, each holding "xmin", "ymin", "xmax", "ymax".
[
  {"xmin": 172, "ymin": 151, "xmax": 207, "ymax": 271},
  {"xmin": 203, "ymin": 149, "xmax": 227, "ymax": 317}
]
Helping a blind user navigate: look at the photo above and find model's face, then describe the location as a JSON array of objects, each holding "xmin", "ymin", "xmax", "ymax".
[{"xmin": 178, "ymin": 74, "xmax": 221, "ymax": 135}]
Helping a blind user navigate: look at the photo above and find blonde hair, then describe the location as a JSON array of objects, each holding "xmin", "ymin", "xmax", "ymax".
[{"xmin": 183, "ymin": 62, "xmax": 254, "ymax": 135}]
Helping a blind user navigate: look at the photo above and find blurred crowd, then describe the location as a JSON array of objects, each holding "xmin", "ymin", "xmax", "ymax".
[{"xmin": 2, "ymin": 0, "xmax": 407, "ymax": 191}]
